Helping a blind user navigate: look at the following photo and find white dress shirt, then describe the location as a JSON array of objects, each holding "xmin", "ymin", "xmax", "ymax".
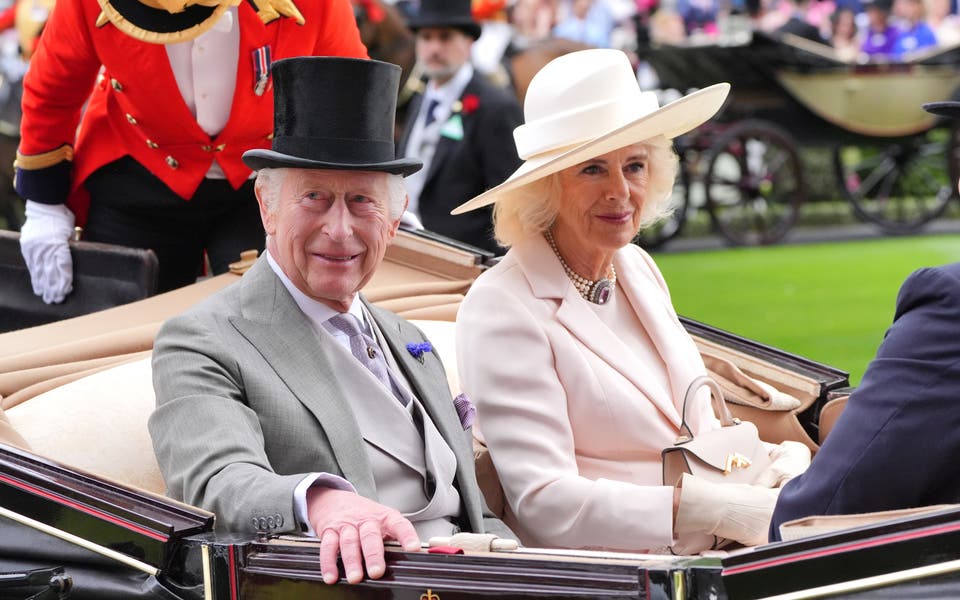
[{"xmin": 165, "ymin": 7, "xmax": 239, "ymax": 179}]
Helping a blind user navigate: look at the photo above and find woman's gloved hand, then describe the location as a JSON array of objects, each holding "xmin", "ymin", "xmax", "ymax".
[
  {"xmin": 674, "ymin": 473, "xmax": 780, "ymax": 548},
  {"xmin": 754, "ymin": 440, "xmax": 811, "ymax": 489}
]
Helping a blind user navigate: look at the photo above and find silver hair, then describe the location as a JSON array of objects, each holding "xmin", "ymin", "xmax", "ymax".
[
  {"xmin": 256, "ymin": 168, "xmax": 407, "ymax": 219},
  {"xmin": 493, "ymin": 136, "xmax": 679, "ymax": 247}
]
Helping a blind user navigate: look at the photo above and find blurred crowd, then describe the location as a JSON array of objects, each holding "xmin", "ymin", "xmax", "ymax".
[{"xmin": 385, "ymin": 0, "xmax": 960, "ymax": 75}]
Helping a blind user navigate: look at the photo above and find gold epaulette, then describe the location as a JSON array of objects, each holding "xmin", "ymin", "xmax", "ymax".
[{"xmin": 249, "ymin": 0, "xmax": 305, "ymax": 25}]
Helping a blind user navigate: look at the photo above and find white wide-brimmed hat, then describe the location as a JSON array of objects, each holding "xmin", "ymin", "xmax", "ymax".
[{"xmin": 451, "ymin": 49, "xmax": 730, "ymax": 215}]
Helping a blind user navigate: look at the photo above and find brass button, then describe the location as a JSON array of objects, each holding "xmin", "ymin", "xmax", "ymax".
[
  {"xmin": 110, "ymin": 78, "xmax": 123, "ymax": 92},
  {"xmin": 146, "ymin": 139, "xmax": 158, "ymax": 149},
  {"xmin": 266, "ymin": 132, "xmax": 274, "ymax": 140},
  {"xmin": 201, "ymin": 144, "xmax": 212, "ymax": 152},
  {"xmin": 125, "ymin": 113, "xmax": 137, "ymax": 125},
  {"xmin": 214, "ymin": 143, "xmax": 226, "ymax": 152},
  {"xmin": 165, "ymin": 156, "xmax": 179, "ymax": 169}
]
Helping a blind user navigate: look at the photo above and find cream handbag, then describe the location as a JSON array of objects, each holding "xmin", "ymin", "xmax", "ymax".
[{"xmin": 662, "ymin": 376, "xmax": 772, "ymax": 488}]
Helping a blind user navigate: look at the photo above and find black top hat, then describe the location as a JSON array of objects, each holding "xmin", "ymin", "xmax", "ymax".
[
  {"xmin": 407, "ymin": 0, "xmax": 482, "ymax": 40},
  {"xmin": 924, "ymin": 101, "xmax": 960, "ymax": 119},
  {"xmin": 242, "ymin": 57, "xmax": 422, "ymax": 176}
]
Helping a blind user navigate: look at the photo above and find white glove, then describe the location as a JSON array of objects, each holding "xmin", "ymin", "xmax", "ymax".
[
  {"xmin": 19, "ymin": 200, "xmax": 75, "ymax": 304},
  {"xmin": 674, "ymin": 473, "xmax": 780, "ymax": 548},
  {"xmin": 754, "ymin": 441, "xmax": 812, "ymax": 489}
]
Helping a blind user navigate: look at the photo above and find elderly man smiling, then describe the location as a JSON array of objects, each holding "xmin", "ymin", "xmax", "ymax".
[{"xmin": 148, "ymin": 56, "xmax": 510, "ymax": 585}]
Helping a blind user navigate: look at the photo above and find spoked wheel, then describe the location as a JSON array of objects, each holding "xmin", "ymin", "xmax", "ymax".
[
  {"xmin": 833, "ymin": 126, "xmax": 957, "ymax": 234},
  {"xmin": 635, "ymin": 155, "xmax": 689, "ymax": 250},
  {"xmin": 703, "ymin": 119, "xmax": 805, "ymax": 246}
]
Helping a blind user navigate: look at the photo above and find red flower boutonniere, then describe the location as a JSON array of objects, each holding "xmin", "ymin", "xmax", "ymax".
[{"xmin": 452, "ymin": 94, "xmax": 480, "ymax": 116}]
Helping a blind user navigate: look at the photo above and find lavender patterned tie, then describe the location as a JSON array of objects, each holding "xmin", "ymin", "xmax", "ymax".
[{"xmin": 327, "ymin": 314, "xmax": 407, "ymax": 405}]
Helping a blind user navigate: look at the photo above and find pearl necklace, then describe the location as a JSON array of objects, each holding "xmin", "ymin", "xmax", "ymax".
[{"xmin": 544, "ymin": 229, "xmax": 617, "ymax": 305}]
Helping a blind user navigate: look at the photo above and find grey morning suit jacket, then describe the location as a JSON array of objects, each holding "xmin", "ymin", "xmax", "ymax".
[{"xmin": 148, "ymin": 256, "xmax": 508, "ymax": 538}]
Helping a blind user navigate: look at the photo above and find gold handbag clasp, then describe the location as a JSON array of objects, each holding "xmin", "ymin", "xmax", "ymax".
[{"xmin": 724, "ymin": 452, "xmax": 752, "ymax": 475}]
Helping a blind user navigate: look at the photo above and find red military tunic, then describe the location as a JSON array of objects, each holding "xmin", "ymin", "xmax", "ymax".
[{"xmin": 16, "ymin": 0, "xmax": 368, "ymax": 225}]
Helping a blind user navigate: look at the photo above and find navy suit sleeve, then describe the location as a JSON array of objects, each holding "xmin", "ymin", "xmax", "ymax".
[
  {"xmin": 769, "ymin": 264, "xmax": 960, "ymax": 541},
  {"xmin": 473, "ymin": 90, "xmax": 524, "ymax": 191}
]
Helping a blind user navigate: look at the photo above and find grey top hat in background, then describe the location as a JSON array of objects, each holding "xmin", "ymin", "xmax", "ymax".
[
  {"xmin": 407, "ymin": 0, "xmax": 482, "ymax": 40},
  {"xmin": 242, "ymin": 57, "xmax": 423, "ymax": 176}
]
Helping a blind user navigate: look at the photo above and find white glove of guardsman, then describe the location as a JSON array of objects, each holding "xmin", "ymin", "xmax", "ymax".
[{"xmin": 19, "ymin": 200, "xmax": 75, "ymax": 304}]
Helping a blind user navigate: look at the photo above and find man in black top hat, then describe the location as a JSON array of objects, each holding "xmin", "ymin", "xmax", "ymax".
[
  {"xmin": 769, "ymin": 101, "xmax": 960, "ymax": 541},
  {"xmin": 149, "ymin": 56, "xmax": 511, "ymax": 585},
  {"xmin": 398, "ymin": 0, "xmax": 523, "ymax": 254}
]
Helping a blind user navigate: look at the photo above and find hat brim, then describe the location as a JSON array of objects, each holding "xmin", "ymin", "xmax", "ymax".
[
  {"xmin": 923, "ymin": 101, "xmax": 960, "ymax": 119},
  {"xmin": 451, "ymin": 82, "xmax": 730, "ymax": 215},
  {"xmin": 408, "ymin": 19, "xmax": 482, "ymax": 40},
  {"xmin": 242, "ymin": 149, "xmax": 423, "ymax": 177},
  {"xmin": 97, "ymin": 0, "xmax": 224, "ymax": 44}
]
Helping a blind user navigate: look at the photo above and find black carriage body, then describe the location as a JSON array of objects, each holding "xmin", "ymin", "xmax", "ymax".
[{"xmin": 6, "ymin": 440, "xmax": 960, "ymax": 599}]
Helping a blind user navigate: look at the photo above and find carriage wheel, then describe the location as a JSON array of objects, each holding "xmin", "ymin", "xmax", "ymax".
[
  {"xmin": 703, "ymin": 120, "xmax": 805, "ymax": 246},
  {"xmin": 832, "ymin": 126, "xmax": 956, "ymax": 235},
  {"xmin": 635, "ymin": 155, "xmax": 689, "ymax": 250}
]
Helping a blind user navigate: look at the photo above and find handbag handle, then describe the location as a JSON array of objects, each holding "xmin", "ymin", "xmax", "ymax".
[{"xmin": 678, "ymin": 375, "xmax": 737, "ymax": 439}]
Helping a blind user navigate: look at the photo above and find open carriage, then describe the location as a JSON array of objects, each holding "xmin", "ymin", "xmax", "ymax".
[
  {"xmin": 636, "ymin": 31, "xmax": 960, "ymax": 247},
  {"xmin": 1, "ymin": 230, "xmax": 959, "ymax": 598}
]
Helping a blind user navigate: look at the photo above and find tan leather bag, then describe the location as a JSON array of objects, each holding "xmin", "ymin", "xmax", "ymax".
[{"xmin": 663, "ymin": 376, "xmax": 773, "ymax": 487}]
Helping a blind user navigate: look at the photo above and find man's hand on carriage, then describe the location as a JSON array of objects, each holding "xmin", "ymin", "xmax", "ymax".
[
  {"xmin": 19, "ymin": 200, "xmax": 75, "ymax": 304},
  {"xmin": 306, "ymin": 487, "xmax": 420, "ymax": 585}
]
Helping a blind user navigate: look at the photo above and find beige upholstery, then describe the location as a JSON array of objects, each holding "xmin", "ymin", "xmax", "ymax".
[
  {"xmin": 6, "ymin": 357, "xmax": 165, "ymax": 495},
  {"xmin": 818, "ymin": 396, "xmax": 849, "ymax": 444}
]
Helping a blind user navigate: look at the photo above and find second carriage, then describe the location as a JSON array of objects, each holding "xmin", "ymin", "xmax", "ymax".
[{"xmin": 637, "ymin": 31, "xmax": 960, "ymax": 248}]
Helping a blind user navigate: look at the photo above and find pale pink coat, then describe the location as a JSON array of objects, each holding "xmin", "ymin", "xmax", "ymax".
[{"xmin": 456, "ymin": 235, "xmax": 718, "ymax": 551}]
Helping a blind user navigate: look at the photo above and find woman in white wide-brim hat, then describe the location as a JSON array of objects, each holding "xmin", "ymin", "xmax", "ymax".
[{"xmin": 454, "ymin": 49, "xmax": 810, "ymax": 553}]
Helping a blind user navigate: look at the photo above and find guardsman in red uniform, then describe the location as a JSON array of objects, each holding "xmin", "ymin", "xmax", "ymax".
[{"xmin": 16, "ymin": 0, "xmax": 368, "ymax": 302}]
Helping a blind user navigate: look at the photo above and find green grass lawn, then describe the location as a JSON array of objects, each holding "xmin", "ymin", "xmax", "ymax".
[{"xmin": 652, "ymin": 235, "xmax": 960, "ymax": 385}]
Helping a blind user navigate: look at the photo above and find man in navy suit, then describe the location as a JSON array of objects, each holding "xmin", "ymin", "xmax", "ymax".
[
  {"xmin": 398, "ymin": 0, "xmax": 523, "ymax": 254},
  {"xmin": 769, "ymin": 100, "xmax": 960, "ymax": 540}
]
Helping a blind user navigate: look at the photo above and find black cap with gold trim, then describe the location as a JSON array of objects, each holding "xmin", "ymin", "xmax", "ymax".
[{"xmin": 95, "ymin": 0, "xmax": 305, "ymax": 45}]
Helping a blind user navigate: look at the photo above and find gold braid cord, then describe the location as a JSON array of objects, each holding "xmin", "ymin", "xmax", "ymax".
[
  {"xmin": 15, "ymin": 145, "xmax": 75, "ymax": 171},
  {"xmin": 249, "ymin": 0, "xmax": 305, "ymax": 25}
]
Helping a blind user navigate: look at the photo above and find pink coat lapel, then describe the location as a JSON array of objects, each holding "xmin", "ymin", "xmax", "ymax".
[
  {"xmin": 514, "ymin": 236, "xmax": 699, "ymax": 428},
  {"xmin": 613, "ymin": 246, "xmax": 712, "ymax": 433}
]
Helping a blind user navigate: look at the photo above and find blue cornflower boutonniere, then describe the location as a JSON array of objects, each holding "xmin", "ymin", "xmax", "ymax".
[{"xmin": 406, "ymin": 341, "xmax": 433, "ymax": 364}]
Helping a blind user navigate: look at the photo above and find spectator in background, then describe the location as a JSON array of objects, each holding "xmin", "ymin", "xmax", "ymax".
[
  {"xmin": 925, "ymin": 0, "xmax": 960, "ymax": 45},
  {"xmin": 831, "ymin": 6, "xmax": 863, "ymax": 59},
  {"xmin": 774, "ymin": 0, "xmax": 825, "ymax": 42},
  {"xmin": 397, "ymin": 0, "xmax": 523, "ymax": 253},
  {"xmin": 553, "ymin": 0, "xmax": 617, "ymax": 46},
  {"xmin": 861, "ymin": 0, "xmax": 899, "ymax": 58},
  {"xmin": 510, "ymin": 0, "xmax": 558, "ymax": 48},
  {"xmin": 649, "ymin": 7, "xmax": 689, "ymax": 43},
  {"xmin": 892, "ymin": 0, "xmax": 938, "ymax": 56},
  {"xmin": 678, "ymin": 0, "xmax": 719, "ymax": 36}
]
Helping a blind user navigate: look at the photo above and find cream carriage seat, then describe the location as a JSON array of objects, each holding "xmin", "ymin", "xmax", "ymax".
[
  {"xmin": 0, "ymin": 319, "xmax": 469, "ymax": 500},
  {"xmin": 4, "ymin": 356, "xmax": 165, "ymax": 495}
]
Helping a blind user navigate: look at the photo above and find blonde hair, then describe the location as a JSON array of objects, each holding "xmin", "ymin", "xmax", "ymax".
[{"xmin": 493, "ymin": 136, "xmax": 679, "ymax": 247}]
